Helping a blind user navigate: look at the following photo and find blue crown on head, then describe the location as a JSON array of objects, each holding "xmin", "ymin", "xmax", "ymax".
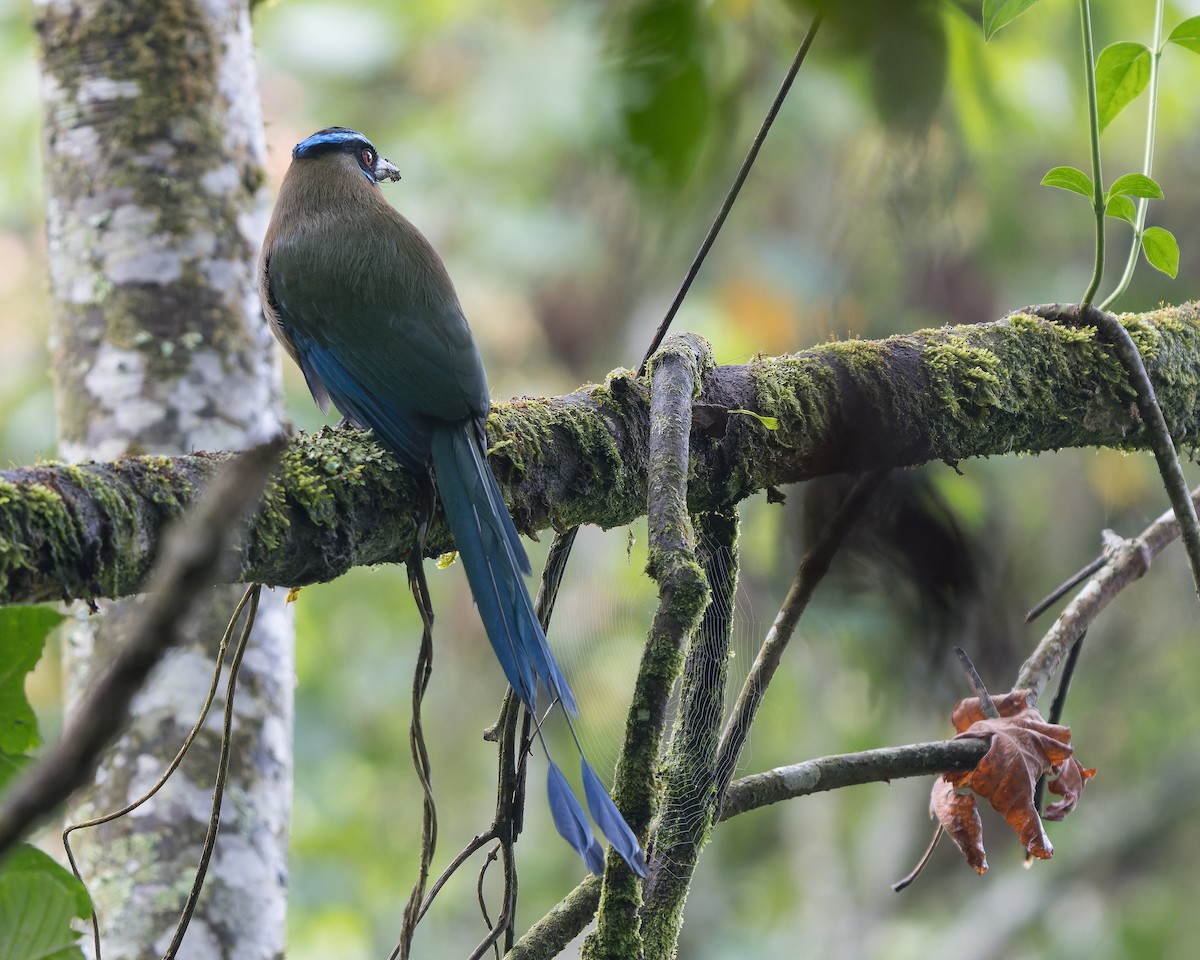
[{"xmin": 292, "ymin": 126, "xmax": 374, "ymax": 160}]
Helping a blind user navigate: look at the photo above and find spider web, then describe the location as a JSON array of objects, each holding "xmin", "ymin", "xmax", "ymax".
[{"xmin": 546, "ymin": 521, "xmax": 763, "ymax": 850}]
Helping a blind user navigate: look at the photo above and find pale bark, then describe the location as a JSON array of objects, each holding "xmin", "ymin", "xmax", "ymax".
[{"xmin": 34, "ymin": 1, "xmax": 291, "ymax": 956}]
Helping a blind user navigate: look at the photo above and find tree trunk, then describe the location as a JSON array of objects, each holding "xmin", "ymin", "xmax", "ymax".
[{"xmin": 34, "ymin": 1, "xmax": 291, "ymax": 956}]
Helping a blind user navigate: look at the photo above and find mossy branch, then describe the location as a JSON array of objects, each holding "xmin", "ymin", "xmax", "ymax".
[
  {"xmin": 2, "ymin": 306, "xmax": 1199, "ymax": 608},
  {"xmin": 587, "ymin": 334, "xmax": 712, "ymax": 960}
]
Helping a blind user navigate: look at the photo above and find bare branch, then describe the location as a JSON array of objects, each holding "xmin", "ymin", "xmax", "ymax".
[
  {"xmin": 505, "ymin": 738, "xmax": 989, "ymax": 954},
  {"xmin": 719, "ymin": 740, "xmax": 989, "ymax": 820},
  {"xmin": 1015, "ymin": 485, "xmax": 1200, "ymax": 704}
]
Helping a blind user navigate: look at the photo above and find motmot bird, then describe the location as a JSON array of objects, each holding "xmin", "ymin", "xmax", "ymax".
[{"xmin": 259, "ymin": 127, "xmax": 645, "ymax": 878}]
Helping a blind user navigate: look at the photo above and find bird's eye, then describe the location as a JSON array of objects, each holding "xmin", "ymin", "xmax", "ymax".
[{"xmin": 361, "ymin": 148, "xmax": 375, "ymax": 168}]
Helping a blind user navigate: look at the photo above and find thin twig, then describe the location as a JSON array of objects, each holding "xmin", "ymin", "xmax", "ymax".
[
  {"xmin": 1081, "ymin": 304, "xmax": 1200, "ymax": 596},
  {"xmin": 63, "ymin": 583, "xmax": 261, "ymax": 960},
  {"xmin": 718, "ymin": 739, "xmax": 988, "ymax": 820},
  {"xmin": 1016, "ymin": 485, "xmax": 1200, "ymax": 704},
  {"xmin": 953, "ymin": 647, "xmax": 999, "ymax": 719},
  {"xmin": 162, "ymin": 585, "xmax": 261, "ymax": 960},
  {"xmin": 467, "ymin": 843, "xmax": 513, "ymax": 960},
  {"xmin": 638, "ymin": 12, "xmax": 824, "ymax": 374},
  {"xmin": 1025, "ymin": 557, "xmax": 1107, "ymax": 622},
  {"xmin": 535, "ymin": 526, "xmax": 579, "ymax": 628},
  {"xmin": 892, "ymin": 826, "xmax": 944, "ymax": 893},
  {"xmin": 1045, "ymin": 629, "xmax": 1084, "ymax": 728},
  {"xmin": 501, "ymin": 822, "xmax": 519, "ymax": 956},
  {"xmin": 474, "ymin": 843, "xmax": 500, "ymax": 952},
  {"xmin": 396, "ymin": 557, "xmax": 437, "ymax": 960},
  {"xmin": 1030, "ymin": 629, "xmax": 1086, "ymax": 827}
]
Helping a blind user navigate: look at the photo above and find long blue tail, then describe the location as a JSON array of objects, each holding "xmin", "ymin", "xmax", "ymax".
[{"xmin": 430, "ymin": 423, "xmax": 646, "ymax": 878}]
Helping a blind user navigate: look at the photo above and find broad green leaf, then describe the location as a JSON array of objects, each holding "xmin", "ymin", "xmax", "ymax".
[
  {"xmin": 983, "ymin": 0, "xmax": 1043, "ymax": 40},
  {"xmin": 1104, "ymin": 195, "xmax": 1137, "ymax": 225},
  {"xmin": 0, "ymin": 844, "xmax": 91, "ymax": 960},
  {"xmin": 1107, "ymin": 173, "xmax": 1164, "ymax": 201},
  {"xmin": 1040, "ymin": 166, "xmax": 1093, "ymax": 198},
  {"xmin": 1166, "ymin": 16, "xmax": 1200, "ymax": 55},
  {"xmin": 0, "ymin": 606, "xmax": 64, "ymax": 755},
  {"xmin": 1142, "ymin": 226, "xmax": 1179, "ymax": 278},
  {"xmin": 1096, "ymin": 42, "xmax": 1151, "ymax": 132}
]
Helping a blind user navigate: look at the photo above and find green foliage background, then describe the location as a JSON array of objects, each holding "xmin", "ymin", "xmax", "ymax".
[{"xmin": 2, "ymin": 0, "xmax": 1200, "ymax": 956}]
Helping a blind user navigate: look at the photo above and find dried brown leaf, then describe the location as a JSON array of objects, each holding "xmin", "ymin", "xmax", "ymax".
[
  {"xmin": 1045, "ymin": 758, "xmax": 1097, "ymax": 821},
  {"xmin": 938, "ymin": 690, "xmax": 1094, "ymax": 868},
  {"xmin": 930, "ymin": 778, "xmax": 987, "ymax": 873}
]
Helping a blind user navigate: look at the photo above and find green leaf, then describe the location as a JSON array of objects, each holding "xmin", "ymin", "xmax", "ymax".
[
  {"xmin": 1104, "ymin": 195, "xmax": 1137, "ymax": 225},
  {"xmin": 0, "ymin": 844, "xmax": 92, "ymax": 960},
  {"xmin": 1142, "ymin": 226, "xmax": 1179, "ymax": 278},
  {"xmin": 728, "ymin": 409, "xmax": 780, "ymax": 431},
  {"xmin": 1095, "ymin": 42, "xmax": 1151, "ymax": 132},
  {"xmin": 1040, "ymin": 166, "xmax": 1093, "ymax": 198},
  {"xmin": 1107, "ymin": 173, "xmax": 1164, "ymax": 201},
  {"xmin": 0, "ymin": 606, "xmax": 64, "ymax": 755},
  {"xmin": 982, "ymin": 0, "xmax": 1043, "ymax": 40},
  {"xmin": 1166, "ymin": 16, "xmax": 1200, "ymax": 55}
]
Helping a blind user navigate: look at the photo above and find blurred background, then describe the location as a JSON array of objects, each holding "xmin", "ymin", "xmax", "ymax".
[{"xmin": 6, "ymin": 0, "xmax": 1200, "ymax": 956}]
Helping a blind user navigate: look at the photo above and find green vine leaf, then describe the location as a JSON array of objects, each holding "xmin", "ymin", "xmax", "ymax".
[
  {"xmin": 982, "ymin": 0, "xmax": 1044, "ymax": 40},
  {"xmin": 1095, "ymin": 42, "xmax": 1151, "ymax": 132},
  {"xmin": 1142, "ymin": 226, "xmax": 1179, "ymax": 278},
  {"xmin": 1104, "ymin": 195, "xmax": 1137, "ymax": 224},
  {"xmin": 1040, "ymin": 166, "xmax": 1092, "ymax": 198},
  {"xmin": 1107, "ymin": 173, "xmax": 1164, "ymax": 201},
  {"xmin": 1166, "ymin": 16, "xmax": 1200, "ymax": 55}
]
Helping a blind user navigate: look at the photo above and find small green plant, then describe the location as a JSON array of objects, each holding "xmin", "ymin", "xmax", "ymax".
[
  {"xmin": 986, "ymin": 1, "xmax": 1200, "ymax": 304},
  {"xmin": 1040, "ymin": 166, "xmax": 1177, "ymax": 279}
]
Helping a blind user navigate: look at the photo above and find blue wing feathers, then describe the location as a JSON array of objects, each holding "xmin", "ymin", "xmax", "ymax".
[
  {"xmin": 431, "ymin": 424, "xmax": 577, "ymax": 714},
  {"xmin": 582, "ymin": 758, "xmax": 648, "ymax": 878},
  {"xmin": 290, "ymin": 329, "xmax": 432, "ymax": 468},
  {"xmin": 548, "ymin": 761, "xmax": 605, "ymax": 876},
  {"xmin": 433, "ymin": 425, "xmax": 646, "ymax": 876}
]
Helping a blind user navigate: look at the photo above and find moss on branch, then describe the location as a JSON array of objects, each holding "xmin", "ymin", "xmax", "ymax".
[{"xmin": 2, "ymin": 307, "xmax": 1198, "ymax": 606}]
